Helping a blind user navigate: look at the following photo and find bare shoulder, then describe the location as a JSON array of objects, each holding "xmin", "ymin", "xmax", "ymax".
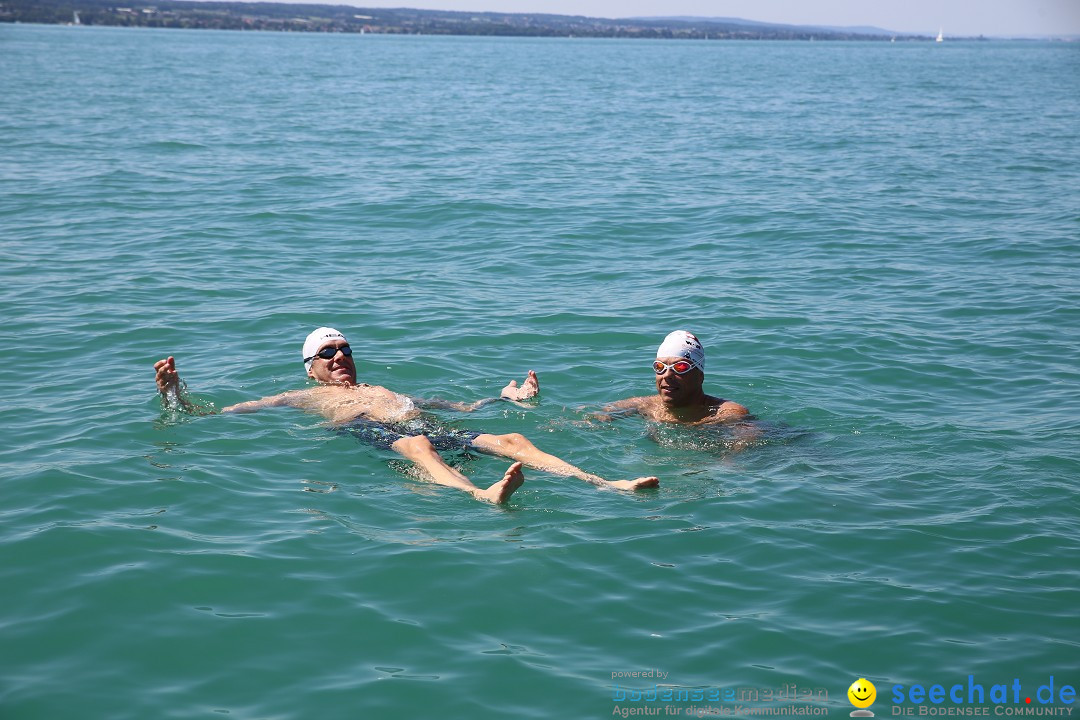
[
  {"xmin": 288, "ymin": 384, "xmax": 350, "ymax": 403},
  {"xmin": 258, "ymin": 386, "xmax": 330, "ymax": 410},
  {"xmin": 628, "ymin": 396, "xmax": 669, "ymax": 420},
  {"xmin": 708, "ymin": 399, "xmax": 751, "ymax": 423},
  {"xmin": 608, "ymin": 396, "xmax": 650, "ymax": 410},
  {"xmin": 276, "ymin": 387, "xmax": 322, "ymax": 400},
  {"xmin": 610, "ymin": 396, "xmax": 660, "ymax": 417}
]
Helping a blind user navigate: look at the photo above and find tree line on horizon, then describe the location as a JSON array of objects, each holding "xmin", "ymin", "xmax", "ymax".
[{"xmin": 1, "ymin": 0, "xmax": 931, "ymax": 40}]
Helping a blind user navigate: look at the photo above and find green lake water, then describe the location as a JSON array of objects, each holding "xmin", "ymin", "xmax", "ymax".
[{"xmin": 2, "ymin": 24, "xmax": 1079, "ymax": 719}]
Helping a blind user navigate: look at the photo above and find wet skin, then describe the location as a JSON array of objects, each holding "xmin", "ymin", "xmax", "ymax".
[{"xmin": 154, "ymin": 341, "xmax": 657, "ymax": 500}]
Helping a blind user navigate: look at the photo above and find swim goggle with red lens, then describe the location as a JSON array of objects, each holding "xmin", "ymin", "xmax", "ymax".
[
  {"xmin": 653, "ymin": 359, "xmax": 699, "ymax": 375},
  {"xmin": 305, "ymin": 345, "xmax": 353, "ymax": 363}
]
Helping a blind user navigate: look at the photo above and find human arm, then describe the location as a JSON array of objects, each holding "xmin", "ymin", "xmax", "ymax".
[
  {"xmin": 699, "ymin": 402, "xmax": 761, "ymax": 452},
  {"xmin": 220, "ymin": 393, "xmax": 298, "ymax": 414},
  {"xmin": 587, "ymin": 397, "xmax": 646, "ymax": 422},
  {"xmin": 415, "ymin": 370, "xmax": 540, "ymax": 412},
  {"xmin": 727, "ymin": 421, "xmax": 762, "ymax": 452}
]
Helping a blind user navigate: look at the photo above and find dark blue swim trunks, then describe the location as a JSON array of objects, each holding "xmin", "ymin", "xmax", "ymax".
[{"xmin": 339, "ymin": 417, "xmax": 482, "ymax": 453}]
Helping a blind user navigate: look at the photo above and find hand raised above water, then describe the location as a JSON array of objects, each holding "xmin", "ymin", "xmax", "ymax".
[{"xmin": 153, "ymin": 356, "xmax": 181, "ymax": 395}]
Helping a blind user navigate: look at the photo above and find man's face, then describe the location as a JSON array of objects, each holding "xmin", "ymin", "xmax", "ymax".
[
  {"xmin": 654, "ymin": 356, "xmax": 704, "ymax": 407},
  {"xmin": 307, "ymin": 338, "xmax": 357, "ymax": 385}
]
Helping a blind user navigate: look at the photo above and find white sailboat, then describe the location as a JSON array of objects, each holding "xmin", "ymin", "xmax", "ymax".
[{"xmin": 936, "ymin": 27, "xmax": 944, "ymax": 42}]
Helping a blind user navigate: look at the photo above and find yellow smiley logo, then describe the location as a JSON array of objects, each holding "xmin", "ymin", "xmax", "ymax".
[{"xmin": 848, "ymin": 678, "xmax": 877, "ymax": 709}]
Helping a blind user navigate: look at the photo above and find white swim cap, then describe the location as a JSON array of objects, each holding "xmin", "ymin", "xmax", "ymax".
[
  {"xmin": 656, "ymin": 330, "xmax": 705, "ymax": 371},
  {"xmin": 303, "ymin": 327, "xmax": 348, "ymax": 371}
]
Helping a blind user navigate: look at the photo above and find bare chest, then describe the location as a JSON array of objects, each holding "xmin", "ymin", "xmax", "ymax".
[
  {"xmin": 308, "ymin": 385, "xmax": 419, "ymax": 424},
  {"xmin": 640, "ymin": 397, "xmax": 722, "ymax": 425}
]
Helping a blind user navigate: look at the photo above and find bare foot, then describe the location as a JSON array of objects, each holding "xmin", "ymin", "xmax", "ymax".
[
  {"xmin": 474, "ymin": 461, "xmax": 525, "ymax": 504},
  {"xmin": 501, "ymin": 370, "xmax": 539, "ymax": 401},
  {"xmin": 606, "ymin": 476, "xmax": 660, "ymax": 491}
]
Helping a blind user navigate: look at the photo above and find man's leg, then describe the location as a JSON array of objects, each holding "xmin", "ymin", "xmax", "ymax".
[
  {"xmin": 471, "ymin": 433, "xmax": 659, "ymax": 491},
  {"xmin": 390, "ymin": 434, "xmax": 523, "ymax": 504}
]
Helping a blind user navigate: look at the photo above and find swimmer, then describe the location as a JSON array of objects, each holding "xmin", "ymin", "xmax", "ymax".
[
  {"xmin": 154, "ymin": 327, "xmax": 658, "ymax": 504},
  {"xmin": 597, "ymin": 330, "xmax": 756, "ymax": 429}
]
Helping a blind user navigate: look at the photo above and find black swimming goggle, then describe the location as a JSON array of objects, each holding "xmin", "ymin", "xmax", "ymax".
[{"xmin": 305, "ymin": 344, "xmax": 353, "ymax": 363}]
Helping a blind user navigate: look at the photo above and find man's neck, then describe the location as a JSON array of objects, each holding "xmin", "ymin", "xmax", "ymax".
[
  {"xmin": 661, "ymin": 391, "xmax": 712, "ymax": 420},
  {"xmin": 318, "ymin": 379, "xmax": 357, "ymax": 387}
]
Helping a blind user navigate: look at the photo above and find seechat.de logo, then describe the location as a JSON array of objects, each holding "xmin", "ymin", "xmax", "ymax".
[{"xmin": 849, "ymin": 678, "xmax": 878, "ymax": 717}]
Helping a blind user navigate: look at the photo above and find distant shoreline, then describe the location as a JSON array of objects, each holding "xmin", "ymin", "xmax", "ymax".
[{"xmin": 3, "ymin": 0, "xmax": 942, "ymax": 40}]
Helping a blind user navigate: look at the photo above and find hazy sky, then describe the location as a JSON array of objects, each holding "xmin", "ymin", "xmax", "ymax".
[{"xmin": 283, "ymin": 0, "xmax": 1080, "ymax": 36}]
